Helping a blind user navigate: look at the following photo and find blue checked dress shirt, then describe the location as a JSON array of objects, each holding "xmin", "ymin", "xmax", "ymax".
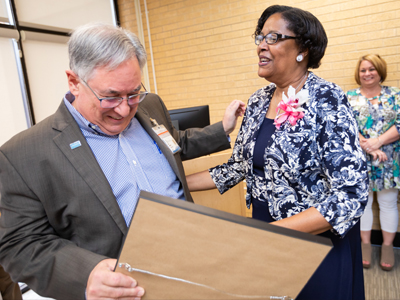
[{"xmin": 64, "ymin": 92, "xmax": 184, "ymax": 225}]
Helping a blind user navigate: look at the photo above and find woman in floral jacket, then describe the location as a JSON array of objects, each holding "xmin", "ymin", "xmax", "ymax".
[
  {"xmin": 347, "ymin": 54, "xmax": 400, "ymax": 271},
  {"xmin": 187, "ymin": 5, "xmax": 368, "ymax": 300}
]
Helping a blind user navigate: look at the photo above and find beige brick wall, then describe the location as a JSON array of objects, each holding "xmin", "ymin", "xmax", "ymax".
[
  {"xmin": 118, "ymin": 0, "xmax": 400, "ymax": 141},
  {"xmin": 118, "ymin": 0, "xmax": 138, "ymax": 34},
  {"xmin": 118, "ymin": 0, "xmax": 400, "ymax": 230}
]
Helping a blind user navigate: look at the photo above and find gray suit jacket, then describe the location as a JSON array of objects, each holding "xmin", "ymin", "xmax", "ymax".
[{"xmin": 0, "ymin": 93, "xmax": 230, "ymax": 299}]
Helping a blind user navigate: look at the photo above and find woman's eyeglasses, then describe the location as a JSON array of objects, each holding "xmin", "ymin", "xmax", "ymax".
[{"xmin": 255, "ymin": 33, "xmax": 296, "ymax": 45}]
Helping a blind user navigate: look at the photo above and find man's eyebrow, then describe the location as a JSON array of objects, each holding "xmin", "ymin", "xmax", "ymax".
[{"xmin": 106, "ymin": 85, "xmax": 142, "ymax": 95}]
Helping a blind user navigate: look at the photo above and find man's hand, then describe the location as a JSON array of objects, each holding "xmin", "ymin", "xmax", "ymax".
[
  {"xmin": 222, "ymin": 100, "xmax": 246, "ymax": 135},
  {"xmin": 87, "ymin": 259, "xmax": 144, "ymax": 300}
]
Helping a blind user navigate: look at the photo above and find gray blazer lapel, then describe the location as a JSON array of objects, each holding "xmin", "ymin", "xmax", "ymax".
[
  {"xmin": 51, "ymin": 103, "xmax": 127, "ymax": 234},
  {"xmin": 135, "ymin": 107, "xmax": 183, "ymax": 183}
]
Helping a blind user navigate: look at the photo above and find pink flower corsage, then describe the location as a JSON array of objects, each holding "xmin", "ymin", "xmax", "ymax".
[{"xmin": 274, "ymin": 86, "xmax": 309, "ymax": 129}]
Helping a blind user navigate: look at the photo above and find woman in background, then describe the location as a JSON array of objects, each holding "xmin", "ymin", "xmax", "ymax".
[
  {"xmin": 188, "ymin": 5, "xmax": 368, "ymax": 300},
  {"xmin": 347, "ymin": 54, "xmax": 400, "ymax": 271}
]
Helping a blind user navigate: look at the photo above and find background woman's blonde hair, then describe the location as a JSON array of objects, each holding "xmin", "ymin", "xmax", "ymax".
[{"xmin": 354, "ymin": 54, "xmax": 387, "ymax": 85}]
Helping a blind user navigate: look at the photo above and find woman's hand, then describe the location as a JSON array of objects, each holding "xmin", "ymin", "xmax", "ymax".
[
  {"xmin": 360, "ymin": 137, "xmax": 382, "ymax": 152},
  {"xmin": 358, "ymin": 134, "xmax": 367, "ymax": 143},
  {"xmin": 360, "ymin": 125, "xmax": 400, "ymax": 152},
  {"xmin": 222, "ymin": 100, "xmax": 246, "ymax": 135},
  {"xmin": 369, "ymin": 149, "xmax": 388, "ymax": 162}
]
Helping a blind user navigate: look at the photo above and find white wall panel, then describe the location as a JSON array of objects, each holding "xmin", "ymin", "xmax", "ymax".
[
  {"xmin": 0, "ymin": 38, "xmax": 28, "ymax": 145},
  {"xmin": 22, "ymin": 37, "xmax": 69, "ymax": 122},
  {"xmin": 15, "ymin": 0, "xmax": 114, "ymax": 30},
  {"xmin": 0, "ymin": 0, "xmax": 8, "ymax": 20}
]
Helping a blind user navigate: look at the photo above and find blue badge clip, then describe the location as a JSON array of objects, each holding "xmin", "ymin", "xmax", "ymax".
[{"xmin": 70, "ymin": 140, "xmax": 82, "ymax": 150}]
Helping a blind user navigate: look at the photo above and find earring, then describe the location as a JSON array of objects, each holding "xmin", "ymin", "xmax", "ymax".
[{"xmin": 296, "ymin": 54, "xmax": 303, "ymax": 62}]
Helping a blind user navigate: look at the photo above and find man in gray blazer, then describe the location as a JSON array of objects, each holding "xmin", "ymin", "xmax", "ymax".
[{"xmin": 0, "ymin": 23, "xmax": 244, "ymax": 300}]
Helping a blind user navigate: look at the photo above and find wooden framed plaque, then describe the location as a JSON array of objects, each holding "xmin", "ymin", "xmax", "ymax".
[{"xmin": 115, "ymin": 191, "xmax": 332, "ymax": 299}]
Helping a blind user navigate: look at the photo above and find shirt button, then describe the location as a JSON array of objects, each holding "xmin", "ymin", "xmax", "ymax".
[{"xmin": 132, "ymin": 160, "xmax": 137, "ymax": 165}]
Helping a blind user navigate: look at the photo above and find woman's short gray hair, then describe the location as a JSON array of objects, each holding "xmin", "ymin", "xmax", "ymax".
[{"xmin": 68, "ymin": 23, "xmax": 147, "ymax": 81}]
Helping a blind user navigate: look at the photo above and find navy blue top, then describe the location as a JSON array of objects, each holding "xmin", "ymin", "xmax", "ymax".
[
  {"xmin": 253, "ymin": 117, "xmax": 275, "ymax": 177},
  {"xmin": 252, "ymin": 117, "xmax": 275, "ymax": 223}
]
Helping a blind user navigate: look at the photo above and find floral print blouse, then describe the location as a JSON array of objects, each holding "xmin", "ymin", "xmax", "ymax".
[
  {"xmin": 346, "ymin": 86, "xmax": 400, "ymax": 191},
  {"xmin": 210, "ymin": 72, "xmax": 368, "ymax": 237}
]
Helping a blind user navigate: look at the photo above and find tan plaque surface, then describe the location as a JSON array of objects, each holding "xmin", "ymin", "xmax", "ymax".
[{"xmin": 116, "ymin": 191, "xmax": 332, "ymax": 299}]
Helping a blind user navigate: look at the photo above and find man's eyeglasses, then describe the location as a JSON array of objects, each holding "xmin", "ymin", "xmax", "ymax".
[
  {"xmin": 255, "ymin": 33, "xmax": 296, "ymax": 45},
  {"xmin": 82, "ymin": 79, "xmax": 148, "ymax": 109}
]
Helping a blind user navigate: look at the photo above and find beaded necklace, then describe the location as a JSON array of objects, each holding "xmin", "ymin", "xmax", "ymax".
[
  {"xmin": 366, "ymin": 95, "xmax": 379, "ymax": 101},
  {"xmin": 360, "ymin": 86, "xmax": 381, "ymax": 102}
]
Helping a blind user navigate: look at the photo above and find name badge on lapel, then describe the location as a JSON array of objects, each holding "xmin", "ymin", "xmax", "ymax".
[{"xmin": 150, "ymin": 118, "xmax": 181, "ymax": 154}]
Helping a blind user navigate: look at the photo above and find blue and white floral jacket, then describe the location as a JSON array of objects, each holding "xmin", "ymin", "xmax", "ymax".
[{"xmin": 210, "ymin": 72, "xmax": 368, "ymax": 237}]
